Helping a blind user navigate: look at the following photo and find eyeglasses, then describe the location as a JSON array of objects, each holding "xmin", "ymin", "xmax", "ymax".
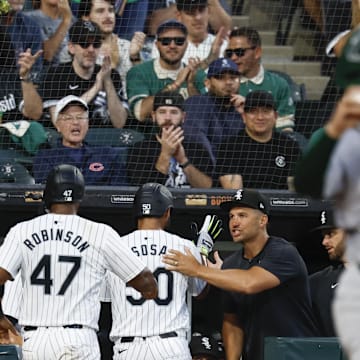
[
  {"xmin": 77, "ymin": 40, "xmax": 102, "ymax": 49},
  {"xmin": 58, "ymin": 114, "xmax": 89, "ymax": 122},
  {"xmin": 225, "ymin": 46, "xmax": 256, "ymax": 58},
  {"xmin": 157, "ymin": 37, "xmax": 186, "ymax": 46}
]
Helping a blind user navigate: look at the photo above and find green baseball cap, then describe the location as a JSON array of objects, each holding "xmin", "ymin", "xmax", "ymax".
[{"xmin": 335, "ymin": 27, "xmax": 360, "ymax": 88}]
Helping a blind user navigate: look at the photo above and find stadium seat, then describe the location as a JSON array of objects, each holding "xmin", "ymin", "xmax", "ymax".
[
  {"xmin": 264, "ymin": 337, "xmax": 348, "ymax": 360},
  {"xmin": 85, "ymin": 128, "xmax": 144, "ymax": 147},
  {"xmin": 268, "ymin": 70, "xmax": 306, "ymax": 103},
  {"xmin": 45, "ymin": 128, "xmax": 144, "ymax": 148},
  {"xmin": 0, "ymin": 344, "xmax": 22, "ymax": 359},
  {"xmin": 0, "ymin": 148, "xmax": 33, "ymax": 172},
  {"xmin": 0, "ymin": 160, "xmax": 35, "ymax": 184}
]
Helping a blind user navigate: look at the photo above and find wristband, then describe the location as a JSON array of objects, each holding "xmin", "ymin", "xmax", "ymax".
[
  {"xmin": 180, "ymin": 160, "xmax": 191, "ymax": 169},
  {"xmin": 19, "ymin": 75, "xmax": 32, "ymax": 83}
]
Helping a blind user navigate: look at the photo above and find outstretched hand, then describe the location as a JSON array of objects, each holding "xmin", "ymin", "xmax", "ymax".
[
  {"xmin": 163, "ymin": 247, "xmax": 223, "ymax": 276},
  {"xmin": 163, "ymin": 247, "xmax": 201, "ymax": 277},
  {"xmin": 18, "ymin": 48, "xmax": 43, "ymax": 78}
]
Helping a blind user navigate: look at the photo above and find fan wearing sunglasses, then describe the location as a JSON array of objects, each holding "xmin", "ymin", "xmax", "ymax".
[
  {"xmin": 126, "ymin": 19, "xmax": 203, "ymax": 123},
  {"xmin": 226, "ymin": 27, "xmax": 296, "ymax": 133},
  {"xmin": 150, "ymin": 0, "xmax": 230, "ymax": 66},
  {"xmin": 31, "ymin": 19, "xmax": 128, "ymax": 128}
]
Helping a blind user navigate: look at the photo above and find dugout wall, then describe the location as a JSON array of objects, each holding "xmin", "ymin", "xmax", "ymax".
[{"xmin": 0, "ymin": 185, "xmax": 333, "ymax": 334}]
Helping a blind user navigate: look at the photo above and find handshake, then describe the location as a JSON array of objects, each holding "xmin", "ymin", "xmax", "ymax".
[{"xmin": 194, "ymin": 215, "xmax": 223, "ymax": 258}]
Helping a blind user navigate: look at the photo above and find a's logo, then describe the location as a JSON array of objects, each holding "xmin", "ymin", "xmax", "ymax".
[
  {"xmin": 62, "ymin": 189, "xmax": 73, "ymax": 202},
  {"xmin": 234, "ymin": 189, "xmax": 243, "ymax": 200},
  {"xmin": 142, "ymin": 203, "xmax": 151, "ymax": 214},
  {"xmin": 69, "ymin": 85, "xmax": 79, "ymax": 90},
  {"xmin": 275, "ymin": 155, "xmax": 286, "ymax": 168}
]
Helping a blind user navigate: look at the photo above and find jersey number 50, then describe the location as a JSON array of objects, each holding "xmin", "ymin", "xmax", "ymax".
[{"xmin": 127, "ymin": 267, "xmax": 173, "ymax": 306}]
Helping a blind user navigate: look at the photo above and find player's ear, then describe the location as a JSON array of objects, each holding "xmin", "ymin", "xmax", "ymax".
[
  {"xmin": 204, "ymin": 78, "xmax": 210, "ymax": 91},
  {"xmin": 260, "ymin": 214, "xmax": 268, "ymax": 226},
  {"xmin": 68, "ymin": 42, "xmax": 75, "ymax": 56}
]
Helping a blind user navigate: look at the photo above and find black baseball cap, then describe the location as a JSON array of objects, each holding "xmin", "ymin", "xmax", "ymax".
[
  {"xmin": 311, "ymin": 209, "xmax": 336, "ymax": 232},
  {"xmin": 207, "ymin": 58, "xmax": 240, "ymax": 78},
  {"xmin": 153, "ymin": 90, "xmax": 185, "ymax": 111},
  {"xmin": 176, "ymin": 0, "xmax": 208, "ymax": 11},
  {"xmin": 220, "ymin": 189, "xmax": 269, "ymax": 215},
  {"xmin": 156, "ymin": 20, "xmax": 188, "ymax": 37},
  {"xmin": 69, "ymin": 20, "xmax": 102, "ymax": 46},
  {"xmin": 244, "ymin": 90, "xmax": 276, "ymax": 112},
  {"xmin": 335, "ymin": 26, "xmax": 360, "ymax": 88}
]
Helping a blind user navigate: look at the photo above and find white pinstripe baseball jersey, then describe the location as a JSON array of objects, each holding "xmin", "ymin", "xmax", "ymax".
[
  {"xmin": 105, "ymin": 229, "xmax": 206, "ymax": 341},
  {"xmin": 2, "ymin": 274, "xmax": 21, "ymax": 320},
  {"xmin": 0, "ymin": 213, "xmax": 146, "ymax": 330}
]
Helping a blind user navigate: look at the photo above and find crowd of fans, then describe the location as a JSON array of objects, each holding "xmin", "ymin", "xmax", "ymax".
[{"xmin": 0, "ymin": 0, "xmax": 350, "ymax": 190}]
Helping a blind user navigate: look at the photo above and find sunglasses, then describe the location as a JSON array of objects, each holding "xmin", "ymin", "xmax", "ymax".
[
  {"xmin": 157, "ymin": 37, "xmax": 186, "ymax": 46},
  {"xmin": 225, "ymin": 46, "xmax": 256, "ymax": 58},
  {"xmin": 77, "ymin": 39, "xmax": 102, "ymax": 49}
]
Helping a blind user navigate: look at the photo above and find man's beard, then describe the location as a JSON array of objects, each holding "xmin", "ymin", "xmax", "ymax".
[
  {"xmin": 208, "ymin": 91, "xmax": 232, "ymax": 106},
  {"xmin": 160, "ymin": 53, "xmax": 181, "ymax": 66}
]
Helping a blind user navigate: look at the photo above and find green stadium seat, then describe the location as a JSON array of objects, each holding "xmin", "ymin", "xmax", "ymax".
[
  {"xmin": 85, "ymin": 128, "xmax": 144, "ymax": 147},
  {"xmin": 0, "ymin": 160, "xmax": 35, "ymax": 184},
  {"xmin": 0, "ymin": 344, "xmax": 22, "ymax": 359},
  {"xmin": 264, "ymin": 337, "xmax": 348, "ymax": 360},
  {"xmin": 45, "ymin": 128, "xmax": 144, "ymax": 148}
]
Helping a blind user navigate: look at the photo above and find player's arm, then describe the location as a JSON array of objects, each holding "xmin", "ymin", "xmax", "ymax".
[
  {"xmin": 163, "ymin": 248, "xmax": 280, "ymax": 294},
  {"xmin": 222, "ymin": 312, "xmax": 244, "ymax": 360},
  {"xmin": 0, "ymin": 269, "xmax": 21, "ymax": 345},
  {"xmin": 127, "ymin": 267, "xmax": 158, "ymax": 299}
]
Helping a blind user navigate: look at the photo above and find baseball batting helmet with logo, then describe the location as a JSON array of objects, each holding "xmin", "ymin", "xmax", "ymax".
[
  {"xmin": 43, "ymin": 164, "xmax": 85, "ymax": 210},
  {"xmin": 133, "ymin": 182, "xmax": 173, "ymax": 218}
]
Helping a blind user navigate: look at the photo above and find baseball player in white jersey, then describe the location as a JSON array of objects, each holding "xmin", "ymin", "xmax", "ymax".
[
  {"xmin": 0, "ymin": 163, "xmax": 158, "ymax": 360},
  {"xmin": 102, "ymin": 183, "xmax": 222, "ymax": 360}
]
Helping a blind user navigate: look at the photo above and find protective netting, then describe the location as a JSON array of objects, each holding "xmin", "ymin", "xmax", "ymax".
[{"xmin": 0, "ymin": 0, "xmax": 352, "ymax": 188}]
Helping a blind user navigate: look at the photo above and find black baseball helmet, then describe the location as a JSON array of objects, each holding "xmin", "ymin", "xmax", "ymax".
[
  {"xmin": 43, "ymin": 164, "xmax": 85, "ymax": 210},
  {"xmin": 133, "ymin": 183, "xmax": 173, "ymax": 218}
]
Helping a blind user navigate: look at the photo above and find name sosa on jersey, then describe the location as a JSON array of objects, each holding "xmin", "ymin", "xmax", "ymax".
[
  {"xmin": 130, "ymin": 244, "xmax": 167, "ymax": 257},
  {"xmin": 23, "ymin": 228, "xmax": 90, "ymax": 252}
]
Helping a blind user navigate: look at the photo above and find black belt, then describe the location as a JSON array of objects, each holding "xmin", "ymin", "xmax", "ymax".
[
  {"xmin": 120, "ymin": 331, "xmax": 178, "ymax": 343},
  {"xmin": 24, "ymin": 324, "xmax": 83, "ymax": 331}
]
